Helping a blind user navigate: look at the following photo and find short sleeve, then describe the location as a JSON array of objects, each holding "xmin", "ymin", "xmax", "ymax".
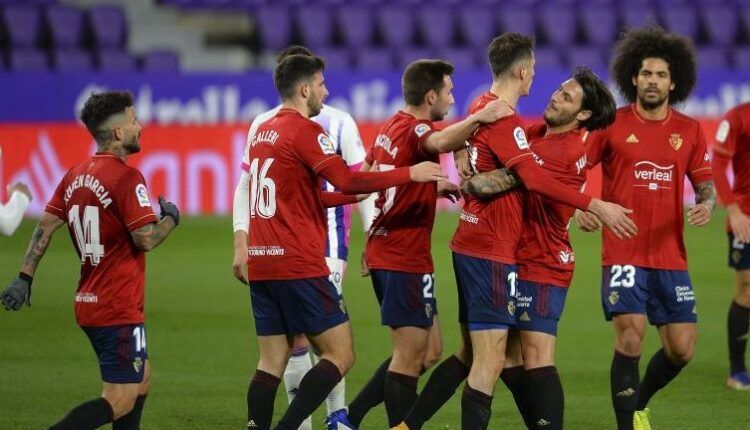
[
  {"xmin": 295, "ymin": 123, "xmax": 339, "ymax": 173},
  {"xmin": 339, "ymin": 113, "xmax": 366, "ymax": 166},
  {"xmin": 44, "ymin": 171, "xmax": 69, "ymax": 220},
  {"xmin": 713, "ymin": 110, "xmax": 738, "ymax": 159},
  {"xmin": 412, "ymin": 120, "xmax": 437, "ymax": 155},
  {"xmin": 585, "ymin": 129, "xmax": 607, "ymax": 168},
  {"xmin": 116, "ymin": 169, "xmax": 158, "ymax": 232},
  {"xmin": 688, "ymin": 123, "xmax": 712, "ymax": 184},
  {"xmin": 485, "ymin": 118, "xmax": 533, "ymax": 169}
]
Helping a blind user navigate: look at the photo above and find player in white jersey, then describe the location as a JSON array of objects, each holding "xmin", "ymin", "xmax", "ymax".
[
  {"xmin": 232, "ymin": 46, "xmax": 375, "ymax": 430},
  {"xmin": 0, "ymin": 146, "xmax": 33, "ymax": 236}
]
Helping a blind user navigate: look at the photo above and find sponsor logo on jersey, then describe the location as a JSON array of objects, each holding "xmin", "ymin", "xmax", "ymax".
[
  {"xmin": 135, "ymin": 184, "xmax": 151, "ymax": 207},
  {"xmin": 133, "ymin": 357, "xmax": 143, "ymax": 373},
  {"xmin": 374, "ymin": 133, "xmax": 398, "ymax": 158},
  {"xmin": 248, "ymin": 245, "xmax": 286, "ymax": 256},
  {"xmin": 575, "ymin": 155, "xmax": 587, "ymax": 175},
  {"xmin": 513, "ymin": 126, "xmax": 529, "ymax": 150},
  {"xmin": 558, "ymin": 250, "xmax": 574, "ymax": 264},
  {"xmin": 669, "ymin": 133, "xmax": 683, "ymax": 151},
  {"xmin": 459, "ymin": 211, "xmax": 479, "ymax": 224},
  {"xmin": 608, "ymin": 291, "xmax": 619, "ymax": 305},
  {"xmin": 75, "ymin": 292, "xmax": 98, "ymax": 303},
  {"xmin": 532, "ymin": 152, "xmax": 544, "ymax": 166},
  {"xmin": 633, "ymin": 161, "xmax": 674, "ymax": 191},
  {"xmin": 704, "ymin": 152, "xmax": 711, "ymax": 162},
  {"xmin": 626, "ymin": 134, "xmax": 639, "ymax": 143},
  {"xmin": 318, "ymin": 133, "xmax": 336, "ymax": 155},
  {"xmin": 716, "ymin": 119, "xmax": 730, "ymax": 143},
  {"xmin": 414, "ymin": 123, "xmax": 431, "ymax": 137}
]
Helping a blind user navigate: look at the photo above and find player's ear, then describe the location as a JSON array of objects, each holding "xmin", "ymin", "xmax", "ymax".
[
  {"xmin": 519, "ymin": 66, "xmax": 528, "ymax": 81},
  {"xmin": 113, "ymin": 126, "xmax": 123, "ymax": 141},
  {"xmin": 425, "ymin": 89, "xmax": 437, "ymax": 106},
  {"xmin": 631, "ymin": 75, "xmax": 638, "ymax": 87},
  {"xmin": 299, "ymin": 81, "xmax": 310, "ymax": 99},
  {"xmin": 576, "ymin": 109, "xmax": 592, "ymax": 122},
  {"xmin": 669, "ymin": 82, "xmax": 676, "ymax": 91}
]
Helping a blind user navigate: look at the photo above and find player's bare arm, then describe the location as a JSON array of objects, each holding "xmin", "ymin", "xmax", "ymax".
[
  {"xmin": 130, "ymin": 197, "xmax": 179, "ymax": 252},
  {"xmin": 574, "ymin": 209, "xmax": 603, "ymax": 232},
  {"xmin": 460, "ymin": 167, "xmax": 521, "ymax": 199},
  {"xmin": 687, "ymin": 180, "xmax": 716, "ymax": 227},
  {"xmin": 232, "ymin": 230, "xmax": 249, "ymax": 284},
  {"xmin": 422, "ymin": 99, "xmax": 511, "ymax": 154}
]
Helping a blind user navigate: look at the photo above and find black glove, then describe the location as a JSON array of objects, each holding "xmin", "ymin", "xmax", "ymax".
[
  {"xmin": 158, "ymin": 196, "xmax": 180, "ymax": 226},
  {"xmin": 1, "ymin": 273, "xmax": 32, "ymax": 311}
]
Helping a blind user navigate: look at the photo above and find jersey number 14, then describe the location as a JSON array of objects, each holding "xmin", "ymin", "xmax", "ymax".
[{"xmin": 68, "ymin": 205, "xmax": 105, "ymax": 266}]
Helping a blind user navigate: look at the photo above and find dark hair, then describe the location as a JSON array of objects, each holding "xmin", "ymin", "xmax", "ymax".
[
  {"xmin": 79, "ymin": 91, "xmax": 134, "ymax": 142},
  {"xmin": 571, "ymin": 67, "xmax": 616, "ymax": 131},
  {"xmin": 487, "ymin": 33, "xmax": 535, "ymax": 77},
  {"xmin": 273, "ymin": 54, "xmax": 326, "ymax": 100},
  {"xmin": 610, "ymin": 26, "xmax": 697, "ymax": 104},
  {"xmin": 401, "ymin": 59, "xmax": 454, "ymax": 106},
  {"xmin": 276, "ymin": 45, "xmax": 313, "ymax": 64}
]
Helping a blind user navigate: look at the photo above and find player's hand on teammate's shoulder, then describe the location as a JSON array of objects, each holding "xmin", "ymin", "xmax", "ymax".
[
  {"xmin": 574, "ymin": 209, "xmax": 602, "ymax": 232},
  {"xmin": 728, "ymin": 205, "xmax": 750, "ymax": 242},
  {"xmin": 453, "ymin": 149, "xmax": 473, "ymax": 180},
  {"xmin": 158, "ymin": 196, "xmax": 180, "ymax": 227},
  {"xmin": 7, "ymin": 182, "xmax": 32, "ymax": 201},
  {"xmin": 437, "ymin": 180, "xmax": 460, "ymax": 203},
  {"xmin": 586, "ymin": 199, "xmax": 637, "ymax": 239},
  {"xmin": 687, "ymin": 203, "xmax": 713, "ymax": 228},
  {"xmin": 409, "ymin": 161, "xmax": 447, "ymax": 183},
  {"xmin": 474, "ymin": 99, "xmax": 513, "ymax": 124},
  {"xmin": 1, "ymin": 273, "xmax": 32, "ymax": 311}
]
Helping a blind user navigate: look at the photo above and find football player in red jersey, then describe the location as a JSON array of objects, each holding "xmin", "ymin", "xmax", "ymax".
[
  {"xmin": 396, "ymin": 34, "xmax": 635, "ymax": 430},
  {"xmin": 327, "ymin": 59, "xmax": 511, "ymax": 429},
  {"xmin": 460, "ymin": 67, "xmax": 618, "ymax": 430},
  {"xmin": 1, "ymin": 91, "xmax": 180, "ymax": 430},
  {"xmin": 574, "ymin": 27, "xmax": 716, "ymax": 430},
  {"xmin": 243, "ymin": 54, "xmax": 445, "ymax": 430},
  {"xmin": 712, "ymin": 101, "xmax": 750, "ymax": 390}
]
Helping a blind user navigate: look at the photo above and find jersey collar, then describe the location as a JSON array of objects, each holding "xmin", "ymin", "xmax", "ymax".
[{"xmin": 631, "ymin": 103, "xmax": 672, "ymax": 125}]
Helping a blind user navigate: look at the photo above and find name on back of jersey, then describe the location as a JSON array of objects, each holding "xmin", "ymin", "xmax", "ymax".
[
  {"xmin": 64, "ymin": 174, "xmax": 113, "ymax": 208},
  {"xmin": 252, "ymin": 129, "xmax": 279, "ymax": 147},
  {"xmin": 374, "ymin": 134, "xmax": 398, "ymax": 159}
]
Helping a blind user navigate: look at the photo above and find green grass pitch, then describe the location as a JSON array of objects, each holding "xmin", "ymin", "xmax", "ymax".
[{"xmin": 1, "ymin": 210, "xmax": 747, "ymax": 429}]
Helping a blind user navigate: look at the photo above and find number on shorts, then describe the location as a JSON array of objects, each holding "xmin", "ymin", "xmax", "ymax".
[
  {"xmin": 610, "ymin": 265, "xmax": 636, "ymax": 288},
  {"xmin": 133, "ymin": 326, "xmax": 146, "ymax": 352},
  {"xmin": 507, "ymin": 271, "xmax": 518, "ymax": 297},
  {"xmin": 68, "ymin": 205, "xmax": 105, "ymax": 266},
  {"xmin": 422, "ymin": 274, "xmax": 434, "ymax": 299}
]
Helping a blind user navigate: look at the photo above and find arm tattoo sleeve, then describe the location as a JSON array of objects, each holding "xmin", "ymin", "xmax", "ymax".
[
  {"xmin": 21, "ymin": 214, "xmax": 64, "ymax": 275},
  {"xmin": 462, "ymin": 168, "xmax": 522, "ymax": 199},
  {"xmin": 694, "ymin": 180, "xmax": 716, "ymax": 212}
]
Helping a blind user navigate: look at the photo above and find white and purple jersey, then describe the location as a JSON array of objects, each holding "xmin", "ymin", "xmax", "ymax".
[{"xmin": 242, "ymin": 104, "xmax": 368, "ymax": 261}]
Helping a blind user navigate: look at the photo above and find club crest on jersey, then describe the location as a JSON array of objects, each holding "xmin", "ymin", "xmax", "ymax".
[
  {"xmin": 414, "ymin": 123, "xmax": 431, "ymax": 137},
  {"xmin": 135, "ymin": 184, "xmax": 151, "ymax": 207},
  {"xmin": 669, "ymin": 133, "xmax": 683, "ymax": 151},
  {"xmin": 716, "ymin": 120, "xmax": 730, "ymax": 143},
  {"xmin": 318, "ymin": 133, "xmax": 335, "ymax": 155},
  {"xmin": 133, "ymin": 357, "xmax": 143, "ymax": 373},
  {"xmin": 513, "ymin": 127, "xmax": 529, "ymax": 150}
]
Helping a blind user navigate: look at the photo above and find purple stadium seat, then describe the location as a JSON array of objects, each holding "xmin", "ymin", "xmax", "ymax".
[
  {"xmin": 98, "ymin": 50, "xmax": 137, "ymax": 71},
  {"xmin": 581, "ymin": 5, "xmax": 618, "ymax": 47},
  {"xmin": 703, "ymin": 5, "xmax": 739, "ymax": 45},
  {"xmin": 497, "ymin": 7, "xmax": 534, "ymax": 35},
  {"xmin": 337, "ymin": 5, "xmax": 373, "ymax": 48},
  {"xmin": 533, "ymin": 47, "xmax": 562, "ymax": 69},
  {"xmin": 353, "ymin": 48, "xmax": 393, "ymax": 70},
  {"xmin": 697, "ymin": 47, "xmax": 729, "ymax": 69},
  {"xmin": 377, "ymin": 5, "xmax": 415, "ymax": 47},
  {"xmin": 142, "ymin": 50, "xmax": 179, "ymax": 71},
  {"xmin": 458, "ymin": 5, "xmax": 495, "ymax": 48},
  {"xmin": 437, "ymin": 47, "xmax": 478, "ymax": 70},
  {"xmin": 733, "ymin": 47, "xmax": 750, "ymax": 70},
  {"xmin": 539, "ymin": 5, "xmax": 576, "ymax": 47},
  {"xmin": 45, "ymin": 4, "xmax": 85, "ymax": 48},
  {"xmin": 620, "ymin": 5, "xmax": 659, "ymax": 29},
  {"xmin": 567, "ymin": 46, "xmax": 606, "ymax": 70},
  {"xmin": 296, "ymin": 5, "xmax": 333, "ymax": 50},
  {"xmin": 9, "ymin": 48, "xmax": 48, "ymax": 71},
  {"xmin": 53, "ymin": 48, "xmax": 93, "ymax": 71},
  {"xmin": 661, "ymin": 6, "xmax": 699, "ymax": 39},
  {"xmin": 3, "ymin": 5, "xmax": 41, "ymax": 48},
  {"xmin": 315, "ymin": 47, "xmax": 350, "ymax": 70},
  {"xmin": 89, "ymin": 6, "xmax": 126, "ymax": 48},
  {"xmin": 417, "ymin": 7, "xmax": 455, "ymax": 48},
  {"xmin": 254, "ymin": 6, "xmax": 291, "ymax": 51},
  {"xmin": 395, "ymin": 47, "xmax": 433, "ymax": 68}
]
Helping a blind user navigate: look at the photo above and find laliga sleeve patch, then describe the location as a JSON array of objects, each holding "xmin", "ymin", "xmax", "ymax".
[
  {"xmin": 414, "ymin": 123, "xmax": 431, "ymax": 138},
  {"xmin": 513, "ymin": 126, "xmax": 529, "ymax": 150},
  {"xmin": 135, "ymin": 184, "xmax": 151, "ymax": 207},
  {"xmin": 716, "ymin": 120, "xmax": 730, "ymax": 143},
  {"xmin": 318, "ymin": 133, "xmax": 336, "ymax": 155}
]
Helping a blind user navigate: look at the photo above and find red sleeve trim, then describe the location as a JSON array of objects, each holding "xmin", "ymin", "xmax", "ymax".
[
  {"xmin": 44, "ymin": 206, "xmax": 65, "ymax": 220},
  {"xmin": 127, "ymin": 213, "xmax": 158, "ymax": 232},
  {"xmin": 504, "ymin": 152, "xmax": 533, "ymax": 169},
  {"xmin": 712, "ymin": 146, "xmax": 734, "ymax": 158},
  {"xmin": 312, "ymin": 155, "xmax": 338, "ymax": 173}
]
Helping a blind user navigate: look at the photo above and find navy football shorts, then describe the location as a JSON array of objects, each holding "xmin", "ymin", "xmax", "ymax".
[
  {"xmin": 515, "ymin": 280, "xmax": 568, "ymax": 336},
  {"xmin": 82, "ymin": 323, "xmax": 148, "ymax": 384},
  {"xmin": 250, "ymin": 277, "xmax": 349, "ymax": 336},
  {"xmin": 452, "ymin": 252, "xmax": 517, "ymax": 331},
  {"xmin": 728, "ymin": 233, "xmax": 750, "ymax": 270},
  {"xmin": 601, "ymin": 265, "xmax": 697, "ymax": 325},
  {"xmin": 371, "ymin": 269, "xmax": 437, "ymax": 328}
]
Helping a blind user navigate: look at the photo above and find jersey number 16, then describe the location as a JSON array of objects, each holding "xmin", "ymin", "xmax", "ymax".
[{"xmin": 249, "ymin": 158, "xmax": 277, "ymax": 219}]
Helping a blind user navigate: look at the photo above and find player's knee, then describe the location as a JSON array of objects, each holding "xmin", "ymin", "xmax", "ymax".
[
  {"xmin": 735, "ymin": 280, "xmax": 750, "ymax": 307},
  {"xmin": 615, "ymin": 327, "xmax": 645, "ymax": 356},
  {"xmin": 667, "ymin": 338, "xmax": 696, "ymax": 365},
  {"xmin": 423, "ymin": 342, "xmax": 443, "ymax": 370},
  {"xmin": 103, "ymin": 388, "xmax": 139, "ymax": 420},
  {"xmin": 521, "ymin": 344, "xmax": 554, "ymax": 368},
  {"xmin": 329, "ymin": 348, "xmax": 355, "ymax": 375}
]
